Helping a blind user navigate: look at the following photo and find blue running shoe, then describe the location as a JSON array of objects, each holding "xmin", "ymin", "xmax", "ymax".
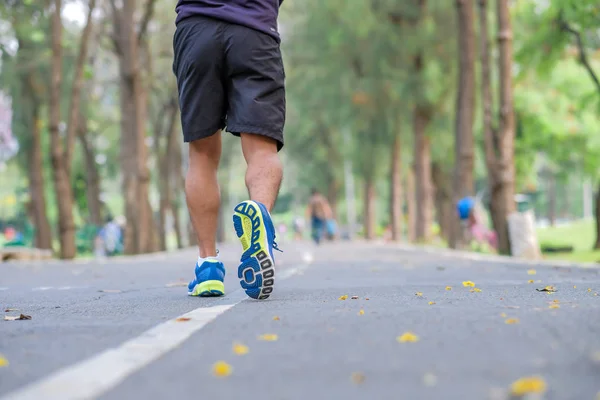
[
  {"xmin": 187, "ymin": 259, "xmax": 225, "ymax": 297},
  {"xmin": 232, "ymin": 200, "xmax": 281, "ymax": 300}
]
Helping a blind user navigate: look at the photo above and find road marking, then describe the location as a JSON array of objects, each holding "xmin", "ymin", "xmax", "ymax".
[
  {"xmin": 31, "ymin": 287, "xmax": 53, "ymax": 291},
  {"xmin": 2, "ymin": 262, "xmax": 310, "ymax": 400},
  {"xmin": 3, "ymin": 304, "xmax": 237, "ymax": 400}
]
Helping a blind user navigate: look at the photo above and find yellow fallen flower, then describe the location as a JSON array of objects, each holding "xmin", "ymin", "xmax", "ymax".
[
  {"xmin": 510, "ymin": 376, "xmax": 547, "ymax": 396},
  {"xmin": 505, "ymin": 318, "xmax": 520, "ymax": 324},
  {"xmin": 527, "ymin": 269, "xmax": 536, "ymax": 275},
  {"xmin": 338, "ymin": 295, "xmax": 348, "ymax": 300},
  {"xmin": 358, "ymin": 309, "xmax": 365, "ymax": 315},
  {"xmin": 212, "ymin": 361, "xmax": 232, "ymax": 377},
  {"xmin": 415, "ymin": 292, "xmax": 423, "ymax": 297},
  {"xmin": 445, "ymin": 286, "xmax": 452, "ymax": 291},
  {"xmin": 462, "ymin": 281, "xmax": 475, "ymax": 287},
  {"xmin": 232, "ymin": 342, "xmax": 249, "ymax": 355},
  {"xmin": 428, "ymin": 301, "xmax": 436, "ymax": 305},
  {"xmin": 470, "ymin": 288, "xmax": 482, "ymax": 293},
  {"xmin": 258, "ymin": 334, "xmax": 278, "ymax": 341},
  {"xmin": 397, "ymin": 332, "xmax": 419, "ymax": 343},
  {"xmin": 0, "ymin": 355, "xmax": 8, "ymax": 367},
  {"xmin": 549, "ymin": 304, "xmax": 560, "ymax": 309}
]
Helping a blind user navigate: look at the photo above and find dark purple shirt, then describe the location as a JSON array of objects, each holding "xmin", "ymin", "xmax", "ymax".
[{"xmin": 175, "ymin": 0, "xmax": 283, "ymax": 41}]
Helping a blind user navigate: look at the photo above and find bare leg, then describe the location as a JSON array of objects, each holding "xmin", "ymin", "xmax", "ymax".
[
  {"xmin": 240, "ymin": 133, "xmax": 283, "ymax": 211},
  {"xmin": 186, "ymin": 132, "xmax": 221, "ymax": 258}
]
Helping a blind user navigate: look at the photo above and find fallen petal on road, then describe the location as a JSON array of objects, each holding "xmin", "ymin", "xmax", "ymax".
[
  {"xmin": 212, "ymin": 361, "xmax": 232, "ymax": 377},
  {"xmin": 510, "ymin": 375, "xmax": 547, "ymax": 396},
  {"xmin": 397, "ymin": 332, "xmax": 419, "ymax": 343}
]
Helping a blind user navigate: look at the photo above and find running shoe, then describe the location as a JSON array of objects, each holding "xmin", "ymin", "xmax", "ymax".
[
  {"xmin": 187, "ymin": 258, "xmax": 225, "ymax": 296},
  {"xmin": 232, "ymin": 200, "xmax": 280, "ymax": 300}
]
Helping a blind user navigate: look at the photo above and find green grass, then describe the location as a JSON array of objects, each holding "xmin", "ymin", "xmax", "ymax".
[{"xmin": 536, "ymin": 219, "xmax": 600, "ymax": 263}]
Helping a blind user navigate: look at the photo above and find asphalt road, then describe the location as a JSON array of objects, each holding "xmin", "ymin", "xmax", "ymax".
[{"xmin": 1, "ymin": 241, "xmax": 599, "ymax": 400}]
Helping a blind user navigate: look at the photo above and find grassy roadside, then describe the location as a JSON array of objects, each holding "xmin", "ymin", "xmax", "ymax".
[{"xmin": 536, "ymin": 219, "xmax": 600, "ymax": 263}]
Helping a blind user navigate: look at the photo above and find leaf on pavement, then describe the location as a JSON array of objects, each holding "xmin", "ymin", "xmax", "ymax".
[
  {"xmin": 351, "ymin": 296, "xmax": 359, "ymax": 300},
  {"xmin": 0, "ymin": 355, "xmax": 8, "ymax": 367},
  {"xmin": 445, "ymin": 286, "xmax": 452, "ymax": 291},
  {"xmin": 415, "ymin": 292, "xmax": 423, "ymax": 297},
  {"xmin": 338, "ymin": 295, "xmax": 348, "ymax": 300},
  {"xmin": 428, "ymin": 301, "xmax": 436, "ymax": 305},
  {"xmin": 470, "ymin": 288, "xmax": 482, "ymax": 293},
  {"xmin": 358, "ymin": 309, "xmax": 365, "ymax": 315},
  {"xmin": 588, "ymin": 288, "xmax": 592, "ymax": 292},
  {"xmin": 258, "ymin": 334, "xmax": 278, "ymax": 341},
  {"xmin": 365, "ymin": 298, "xmax": 370, "ymax": 300},
  {"xmin": 212, "ymin": 361, "xmax": 232, "ymax": 377},
  {"xmin": 536, "ymin": 286, "xmax": 556, "ymax": 293},
  {"xmin": 175, "ymin": 317, "xmax": 191, "ymax": 322},
  {"xmin": 552, "ymin": 299, "xmax": 559, "ymax": 303},
  {"xmin": 462, "ymin": 281, "xmax": 475, "ymax": 287},
  {"xmin": 528, "ymin": 280, "xmax": 534, "ymax": 284},
  {"xmin": 4, "ymin": 308, "xmax": 18, "ymax": 312},
  {"xmin": 527, "ymin": 269, "xmax": 536, "ymax": 275},
  {"xmin": 505, "ymin": 318, "xmax": 520, "ymax": 325},
  {"xmin": 232, "ymin": 342, "xmax": 249, "ymax": 355},
  {"xmin": 351, "ymin": 372, "xmax": 365, "ymax": 384},
  {"xmin": 273, "ymin": 316, "xmax": 280, "ymax": 321},
  {"xmin": 509, "ymin": 375, "xmax": 547, "ymax": 396},
  {"xmin": 99, "ymin": 289, "xmax": 122, "ymax": 293},
  {"xmin": 4, "ymin": 314, "xmax": 31, "ymax": 321},
  {"xmin": 397, "ymin": 332, "xmax": 419, "ymax": 343},
  {"xmin": 549, "ymin": 304, "xmax": 560, "ymax": 309}
]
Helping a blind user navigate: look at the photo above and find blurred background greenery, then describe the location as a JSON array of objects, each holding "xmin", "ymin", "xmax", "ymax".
[{"xmin": 0, "ymin": 0, "xmax": 599, "ymax": 262}]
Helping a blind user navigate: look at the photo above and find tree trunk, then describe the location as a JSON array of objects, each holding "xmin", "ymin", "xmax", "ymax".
[
  {"xmin": 594, "ymin": 182, "xmax": 600, "ymax": 249},
  {"xmin": 450, "ymin": 0, "xmax": 476, "ymax": 249},
  {"xmin": 27, "ymin": 95, "xmax": 53, "ymax": 250},
  {"xmin": 406, "ymin": 168, "xmax": 416, "ymax": 242},
  {"xmin": 432, "ymin": 162, "xmax": 453, "ymax": 241},
  {"xmin": 171, "ymin": 202, "xmax": 183, "ymax": 249},
  {"xmin": 115, "ymin": 0, "xmax": 156, "ymax": 254},
  {"xmin": 413, "ymin": 107, "xmax": 434, "ymax": 242},
  {"xmin": 64, "ymin": 0, "xmax": 96, "ymax": 174},
  {"xmin": 478, "ymin": 0, "xmax": 516, "ymax": 255},
  {"xmin": 363, "ymin": 177, "xmax": 376, "ymax": 240},
  {"xmin": 548, "ymin": 173, "xmax": 556, "ymax": 226},
  {"xmin": 49, "ymin": 0, "xmax": 77, "ymax": 259},
  {"xmin": 390, "ymin": 133, "xmax": 403, "ymax": 241},
  {"xmin": 77, "ymin": 116, "xmax": 103, "ymax": 226}
]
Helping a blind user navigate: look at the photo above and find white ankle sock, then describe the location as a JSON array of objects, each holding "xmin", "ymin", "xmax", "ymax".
[{"xmin": 198, "ymin": 255, "xmax": 219, "ymax": 265}]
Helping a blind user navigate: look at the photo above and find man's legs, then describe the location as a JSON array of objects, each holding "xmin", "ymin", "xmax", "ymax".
[
  {"xmin": 240, "ymin": 133, "xmax": 283, "ymax": 211},
  {"xmin": 185, "ymin": 132, "xmax": 221, "ymax": 258}
]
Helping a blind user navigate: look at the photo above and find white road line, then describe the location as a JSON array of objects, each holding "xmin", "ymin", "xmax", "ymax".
[
  {"xmin": 2, "ymin": 263, "xmax": 309, "ymax": 400},
  {"xmin": 3, "ymin": 304, "xmax": 237, "ymax": 400}
]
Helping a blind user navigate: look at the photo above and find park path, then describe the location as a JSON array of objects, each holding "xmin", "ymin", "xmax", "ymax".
[{"xmin": 1, "ymin": 241, "xmax": 599, "ymax": 400}]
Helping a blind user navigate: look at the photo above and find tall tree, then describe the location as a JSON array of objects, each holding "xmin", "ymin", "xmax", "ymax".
[
  {"xmin": 411, "ymin": 0, "xmax": 435, "ymax": 242},
  {"xmin": 48, "ymin": 0, "xmax": 77, "ymax": 258},
  {"xmin": 449, "ymin": 0, "xmax": 476, "ymax": 249},
  {"xmin": 110, "ymin": 0, "xmax": 158, "ymax": 254},
  {"xmin": 479, "ymin": 0, "xmax": 516, "ymax": 255}
]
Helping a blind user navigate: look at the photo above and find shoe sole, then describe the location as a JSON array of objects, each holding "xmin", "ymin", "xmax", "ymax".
[
  {"xmin": 188, "ymin": 280, "xmax": 225, "ymax": 297},
  {"xmin": 233, "ymin": 201, "xmax": 275, "ymax": 300}
]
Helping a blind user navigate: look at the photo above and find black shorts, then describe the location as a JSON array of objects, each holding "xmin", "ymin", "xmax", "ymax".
[{"xmin": 173, "ymin": 16, "xmax": 286, "ymax": 150}]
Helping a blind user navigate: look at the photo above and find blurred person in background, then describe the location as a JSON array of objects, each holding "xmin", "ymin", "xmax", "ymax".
[
  {"xmin": 306, "ymin": 188, "xmax": 335, "ymax": 245},
  {"xmin": 457, "ymin": 197, "xmax": 498, "ymax": 252}
]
